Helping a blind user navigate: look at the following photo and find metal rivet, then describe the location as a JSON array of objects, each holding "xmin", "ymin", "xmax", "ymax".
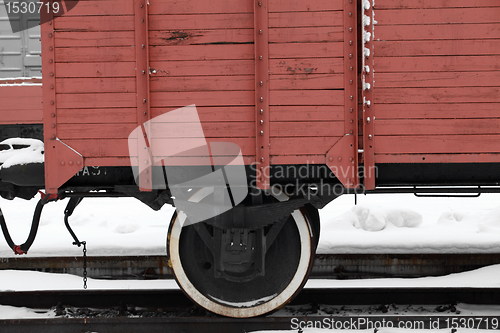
[
  {"xmin": 49, "ymin": 72, "xmax": 54, "ymax": 77},
  {"xmin": 349, "ymin": 53, "xmax": 353, "ymax": 58},
  {"xmin": 338, "ymin": 157, "xmax": 342, "ymax": 162},
  {"xmin": 51, "ymin": 124, "xmax": 56, "ymax": 128},
  {"xmin": 77, "ymin": 161, "xmax": 82, "ymax": 165},
  {"xmin": 142, "ymin": 70, "xmax": 146, "ymax": 74},
  {"xmin": 328, "ymin": 156, "xmax": 333, "ymax": 162},
  {"xmin": 260, "ymin": 109, "xmax": 264, "ymax": 114},
  {"xmin": 49, "ymin": 46, "xmax": 53, "ymax": 51},
  {"xmin": 259, "ymin": 56, "xmax": 263, "ymax": 60},
  {"xmin": 260, "ymin": 120, "xmax": 264, "ymax": 125},
  {"xmin": 261, "ymin": 157, "xmax": 265, "ymax": 162},
  {"xmin": 349, "ymin": 80, "xmax": 353, "ymax": 84},
  {"xmin": 349, "ymin": 95, "xmax": 354, "ymax": 100},
  {"xmin": 349, "ymin": 108, "xmax": 354, "ymax": 113},
  {"xmin": 259, "ymin": 81, "xmax": 264, "ymax": 86},
  {"xmin": 368, "ymin": 134, "xmax": 373, "ymax": 140},
  {"xmin": 366, "ymin": 117, "xmax": 371, "ymax": 123},
  {"xmin": 260, "ymin": 97, "xmax": 264, "ymax": 102},
  {"xmin": 260, "ymin": 130, "xmax": 264, "ymax": 136},
  {"xmin": 348, "ymin": 27, "xmax": 353, "ymax": 32},
  {"xmin": 48, "ymin": 33, "xmax": 53, "ymax": 38},
  {"xmin": 349, "ymin": 40, "xmax": 353, "ymax": 46},
  {"xmin": 69, "ymin": 161, "xmax": 74, "ymax": 166},
  {"xmin": 348, "ymin": 12, "xmax": 352, "ymax": 16},
  {"xmin": 349, "ymin": 66, "xmax": 353, "ymax": 71},
  {"xmin": 143, "ymin": 99, "xmax": 147, "ymax": 103},
  {"xmin": 259, "ymin": 30, "xmax": 263, "ymax": 34},
  {"xmin": 50, "ymin": 100, "xmax": 55, "ymax": 105},
  {"xmin": 49, "ymin": 59, "xmax": 53, "ymax": 64},
  {"xmin": 51, "ymin": 113, "xmax": 56, "ymax": 117},
  {"xmin": 258, "ymin": 1, "xmax": 262, "ymax": 6},
  {"xmin": 60, "ymin": 161, "xmax": 65, "ymax": 166}
]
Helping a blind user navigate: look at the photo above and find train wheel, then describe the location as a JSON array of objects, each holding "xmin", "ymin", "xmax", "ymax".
[{"xmin": 167, "ymin": 191, "xmax": 315, "ymax": 318}]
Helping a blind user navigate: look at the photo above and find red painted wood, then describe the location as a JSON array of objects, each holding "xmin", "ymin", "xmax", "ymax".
[
  {"xmin": 376, "ymin": 40, "xmax": 500, "ymax": 57},
  {"xmin": 376, "ymin": 0, "xmax": 499, "ymax": 9},
  {"xmin": 149, "ymin": 29, "xmax": 253, "ymax": 46},
  {"xmin": 376, "ymin": 56, "xmax": 500, "ymax": 73},
  {"xmin": 270, "ymin": 74, "xmax": 344, "ymax": 90},
  {"xmin": 375, "ymin": 154, "xmax": 500, "ymax": 164},
  {"xmin": 270, "ymin": 58, "xmax": 344, "ymax": 74},
  {"xmin": 57, "ymin": 93, "xmax": 136, "ymax": 108},
  {"xmin": 376, "ymin": 103, "xmax": 500, "ymax": 120},
  {"xmin": 375, "ymin": 135, "xmax": 500, "ymax": 154},
  {"xmin": 150, "ymin": 14, "xmax": 253, "ymax": 30},
  {"xmin": 55, "ymin": 47, "xmax": 135, "ymax": 62},
  {"xmin": 150, "ymin": 91, "xmax": 253, "ymax": 107},
  {"xmin": 271, "ymin": 122, "xmax": 344, "ymax": 137},
  {"xmin": 271, "ymin": 106, "xmax": 344, "ymax": 121},
  {"xmin": 374, "ymin": 87, "xmax": 500, "ymax": 104},
  {"xmin": 56, "ymin": 62, "xmax": 135, "ymax": 78},
  {"xmin": 269, "ymin": 42, "xmax": 343, "ymax": 58},
  {"xmin": 375, "ymin": 8, "xmax": 500, "ymax": 25},
  {"xmin": 56, "ymin": 1, "xmax": 133, "ymax": 16},
  {"xmin": 376, "ymin": 23, "xmax": 500, "ymax": 41},
  {"xmin": 150, "ymin": 76, "xmax": 254, "ymax": 92},
  {"xmin": 270, "ymin": 90, "xmax": 344, "ymax": 106},
  {"xmin": 55, "ymin": 31, "xmax": 135, "ymax": 47},
  {"xmin": 55, "ymin": 16, "xmax": 134, "ymax": 31},
  {"xmin": 150, "ymin": 106, "xmax": 255, "ymax": 122},
  {"xmin": 0, "ymin": 86, "xmax": 42, "ymax": 124},
  {"xmin": 269, "ymin": 11, "xmax": 343, "ymax": 28},
  {"xmin": 269, "ymin": 27, "xmax": 343, "ymax": 43},
  {"xmin": 377, "ymin": 72, "xmax": 500, "ymax": 88},
  {"xmin": 148, "ymin": 0, "xmax": 253, "ymax": 15},
  {"xmin": 57, "ymin": 108, "xmax": 137, "ymax": 124},
  {"xmin": 150, "ymin": 60, "xmax": 253, "ymax": 76},
  {"xmin": 149, "ymin": 45, "xmax": 254, "ymax": 61},
  {"xmin": 376, "ymin": 119, "xmax": 500, "ymax": 136},
  {"xmin": 269, "ymin": 0, "xmax": 343, "ymax": 12},
  {"xmin": 56, "ymin": 78, "xmax": 136, "ymax": 93}
]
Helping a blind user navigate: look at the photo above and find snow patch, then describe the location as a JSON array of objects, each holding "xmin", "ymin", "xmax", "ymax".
[{"xmin": 351, "ymin": 206, "xmax": 422, "ymax": 232}]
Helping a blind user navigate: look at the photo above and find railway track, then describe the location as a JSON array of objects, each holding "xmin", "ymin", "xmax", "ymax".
[
  {"xmin": 1, "ymin": 253, "xmax": 500, "ymax": 280},
  {"xmin": 1, "ymin": 288, "xmax": 500, "ymax": 333},
  {"xmin": 1, "ymin": 253, "xmax": 500, "ymax": 332}
]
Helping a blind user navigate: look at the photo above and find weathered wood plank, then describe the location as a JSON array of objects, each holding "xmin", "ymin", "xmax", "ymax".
[
  {"xmin": 55, "ymin": 31, "xmax": 135, "ymax": 47},
  {"xmin": 149, "ymin": 29, "xmax": 253, "ymax": 46},
  {"xmin": 270, "ymin": 90, "xmax": 344, "ymax": 106},
  {"xmin": 148, "ymin": 0, "xmax": 253, "ymax": 15},
  {"xmin": 57, "ymin": 108, "xmax": 137, "ymax": 124},
  {"xmin": 376, "ymin": 103, "xmax": 500, "ymax": 119},
  {"xmin": 375, "ymin": 153, "xmax": 500, "ymax": 164},
  {"xmin": 270, "ymin": 42, "xmax": 343, "ymax": 58},
  {"xmin": 150, "ymin": 45, "xmax": 254, "ymax": 61},
  {"xmin": 270, "ymin": 27, "xmax": 343, "ymax": 43},
  {"xmin": 376, "ymin": 40, "xmax": 500, "ymax": 57},
  {"xmin": 269, "ymin": 11, "xmax": 343, "ymax": 28},
  {"xmin": 270, "ymin": 58, "xmax": 344, "ymax": 74},
  {"xmin": 270, "ymin": 74, "xmax": 344, "ymax": 90},
  {"xmin": 271, "ymin": 137, "xmax": 341, "ymax": 155},
  {"xmin": 374, "ymin": 87, "xmax": 500, "ymax": 104},
  {"xmin": 376, "ymin": 119, "xmax": 500, "ymax": 136},
  {"xmin": 57, "ymin": 93, "xmax": 136, "ymax": 109},
  {"xmin": 271, "ymin": 121, "xmax": 344, "ymax": 137},
  {"xmin": 377, "ymin": 72, "xmax": 500, "ymax": 88},
  {"xmin": 149, "ymin": 14, "xmax": 253, "ymax": 30},
  {"xmin": 150, "ymin": 60, "xmax": 254, "ymax": 77},
  {"xmin": 376, "ymin": 8, "xmax": 500, "ymax": 25},
  {"xmin": 55, "ymin": 46, "xmax": 135, "ymax": 62},
  {"xmin": 56, "ymin": 78, "xmax": 135, "ymax": 93},
  {"xmin": 269, "ymin": 0, "xmax": 343, "ymax": 12},
  {"xmin": 151, "ymin": 106, "xmax": 255, "ymax": 122},
  {"xmin": 56, "ymin": 62, "xmax": 135, "ymax": 78},
  {"xmin": 55, "ymin": 1, "xmax": 133, "ymax": 16},
  {"xmin": 150, "ymin": 91, "xmax": 253, "ymax": 107},
  {"xmin": 376, "ymin": 0, "xmax": 499, "ymax": 9},
  {"xmin": 150, "ymin": 76, "xmax": 254, "ymax": 92},
  {"xmin": 271, "ymin": 106, "xmax": 344, "ymax": 121},
  {"xmin": 375, "ymin": 56, "xmax": 500, "ymax": 73},
  {"xmin": 376, "ymin": 23, "xmax": 500, "ymax": 41},
  {"xmin": 375, "ymin": 135, "xmax": 500, "ymax": 154},
  {"xmin": 55, "ymin": 16, "xmax": 134, "ymax": 31}
]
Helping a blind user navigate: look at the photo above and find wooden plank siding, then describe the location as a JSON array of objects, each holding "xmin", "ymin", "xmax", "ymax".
[
  {"xmin": 372, "ymin": 1, "xmax": 500, "ymax": 164},
  {"xmin": 48, "ymin": 0, "xmax": 347, "ymax": 169}
]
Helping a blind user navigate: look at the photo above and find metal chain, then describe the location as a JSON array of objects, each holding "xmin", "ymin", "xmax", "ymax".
[{"xmin": 82, "ymin": 241, "xmax": 87, "ymax": 289}]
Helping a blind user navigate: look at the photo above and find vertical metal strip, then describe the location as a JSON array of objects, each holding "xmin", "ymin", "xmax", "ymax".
[
  {"xmin": 134, "ymin": 0, "xmax": 152, "ymax": 191},
  {"xmin": 41, "ymin": 1, "xmax": 57, "ymax": 194},
  {"xmin": 362, "ymin": 0, "xmax": 376, "ymax": 190},
  {"xmin": 343, "ymin": 0, "xmax": 359, "ymax": 188},
  {"xmin": 254, "ymin": 0, "xmax": 270, "ymax": 189}
]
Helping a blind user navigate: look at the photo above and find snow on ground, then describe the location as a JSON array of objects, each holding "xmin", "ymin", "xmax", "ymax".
[{"xmin": 2, "ymin": 193, "xmax": 500, "ymax": 256}]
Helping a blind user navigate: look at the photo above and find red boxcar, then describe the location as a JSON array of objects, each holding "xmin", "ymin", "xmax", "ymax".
[{"xmin": 0, "ymin": 0, "xmax": 499, "ymax": 318}]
